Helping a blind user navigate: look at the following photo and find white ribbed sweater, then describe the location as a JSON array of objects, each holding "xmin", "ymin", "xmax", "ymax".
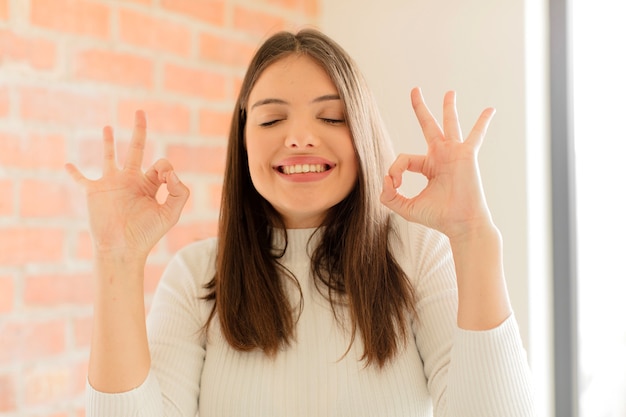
[{"xmin": 86, "ymin": 217, "xmax": 535, "ymax": 416}]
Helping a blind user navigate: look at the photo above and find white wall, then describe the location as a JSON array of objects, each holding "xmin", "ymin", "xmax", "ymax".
[{"xmin": 319, "ymin": 0, "xmax": 552, "ymax": 415}]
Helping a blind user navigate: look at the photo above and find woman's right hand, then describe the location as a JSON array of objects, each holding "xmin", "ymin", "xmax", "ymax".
[{"xmin": 66, "ymin": 110, "xmax": 190, "ymax": 260}]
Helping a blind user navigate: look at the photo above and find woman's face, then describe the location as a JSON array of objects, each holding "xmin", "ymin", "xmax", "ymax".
[{"xmin": 245, "ymin": 54, "xmax": 358, "ymax": 228}]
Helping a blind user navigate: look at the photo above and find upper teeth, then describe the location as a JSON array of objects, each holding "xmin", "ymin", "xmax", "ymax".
[{"xmin": 281, "ymin": 164, "xmax": 327, "ymax": 174}]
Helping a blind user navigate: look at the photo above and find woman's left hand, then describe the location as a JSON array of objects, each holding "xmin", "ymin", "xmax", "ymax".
[{"xmin": 380, "ymin": 88, "xmax": 496, "ymax": 241}]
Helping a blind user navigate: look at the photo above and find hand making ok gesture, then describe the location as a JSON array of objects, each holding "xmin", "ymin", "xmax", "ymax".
[
  {"xmin": 66, "ymin": 111, "xmax": 190, "ymax": 259},
  {"xmin": 380, "ymin": 88, "xmax": 496, "ymax": 241}
]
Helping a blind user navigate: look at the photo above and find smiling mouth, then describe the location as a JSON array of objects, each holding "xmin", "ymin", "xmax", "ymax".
[{"xmin": 278, "ymin": 163, "xmax": 331, "ymax": 175}]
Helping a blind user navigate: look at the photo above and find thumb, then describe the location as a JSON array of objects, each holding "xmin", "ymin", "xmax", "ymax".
[
  {"xmin": 162, "ymin": 171, "xmax": 190, "ymax": 223},
  {"xmin": 380, "ymin": 175, "xmax": 410, "ymax": 218}
]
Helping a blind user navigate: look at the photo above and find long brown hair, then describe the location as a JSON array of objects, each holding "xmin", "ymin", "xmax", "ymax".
[{"xmin": 204, "ymin": 28, "xmax": 416, "ymax": 367}]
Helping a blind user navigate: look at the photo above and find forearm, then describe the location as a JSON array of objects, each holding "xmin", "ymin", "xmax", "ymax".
[
  {"xmin": 88, "ymin": 253, "xmax": 151, "ymax": 393},
  {"xmin": 449, "ymin": 224, "xmax": 512, "ymax": 330}
]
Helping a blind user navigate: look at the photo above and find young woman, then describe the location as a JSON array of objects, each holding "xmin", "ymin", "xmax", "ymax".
[{"xmin": 67, "ymin": 29, "xmax": 535, "ymax": 416}]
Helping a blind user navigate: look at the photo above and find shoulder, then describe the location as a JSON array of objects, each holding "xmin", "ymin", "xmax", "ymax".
[
  {"xmin": 174, "ymin": 237, "xmax": 219, "ymax": 266},
  {"xmin": 161, "ymin": 237, "xmax": 219, "ymax": 293}
]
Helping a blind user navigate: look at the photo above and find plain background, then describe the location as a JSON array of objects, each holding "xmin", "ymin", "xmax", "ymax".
[{"xmin": 319, "ymin": 0, "xmax": 552, "ymax": 415}]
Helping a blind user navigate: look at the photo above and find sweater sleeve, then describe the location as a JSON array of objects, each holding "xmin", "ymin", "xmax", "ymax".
[
  {"xmin": 85, "ymin": 239, "xmax": 214, "ymax": 417},
  {"xmin": 405, "ymin": 222, "xmax": 536, "ymax": 417}
]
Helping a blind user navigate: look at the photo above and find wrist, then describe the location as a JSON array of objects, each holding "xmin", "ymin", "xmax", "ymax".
[
  {"xmin": 446, "ymin": 219, "xmax": 502, "ymax": 247},
  {"xmin": 94, "ymin": 249, "xmax": 148, "ymax": 285},
  {"xmin": 94, "ymin": 245, "xmax": 149, "ymax": 263}
]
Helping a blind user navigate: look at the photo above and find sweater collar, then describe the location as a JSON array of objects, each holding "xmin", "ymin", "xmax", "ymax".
[{"xmin": 271, "ymin": 227, "xmax": 323, "ymax": 263}]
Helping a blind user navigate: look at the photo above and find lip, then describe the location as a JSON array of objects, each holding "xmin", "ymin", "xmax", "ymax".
[{"xmin": 273, "ymin": 156, "xmax": 336, "ymax": 182}]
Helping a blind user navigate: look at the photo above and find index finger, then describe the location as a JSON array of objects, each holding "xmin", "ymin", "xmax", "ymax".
[
  {"xmin": 387, "ymin": 153, "xmax": 427, "ymax": 188},
  {"xmin": 411, "ymin": 87, "xmax": 444, "ymax": 144},
  {"xmin": 124, "ymin": 110, "xmax": 147, "ymax": 170},
  {"xmin": 465, "ymin": 107, "xmax": 496, "ymax": 149}
]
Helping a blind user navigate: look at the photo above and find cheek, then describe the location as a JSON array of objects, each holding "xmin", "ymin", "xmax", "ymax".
[
  {"xmin": 244, "ymin": 136, "xmax": 270, "ymax": 186},
  {"xmin": 340, "ymin": 137, "xmax": 359, "ymax": 185},
  {"xmin": 346, "ymin": 156, "xmax": 359, "ymax": 189},
  {"xmin": 245, "ymin": 149, "xmax": 262, "ymax": 180}
]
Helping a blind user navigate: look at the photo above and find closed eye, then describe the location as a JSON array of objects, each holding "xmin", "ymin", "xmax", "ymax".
[
  {"xmin": 259, "ymin": 119, "xmax": 283, "ymax": 127},
  {"xmin": 320, "ymin": 118, "xmax": 345, "ymax": 125}
]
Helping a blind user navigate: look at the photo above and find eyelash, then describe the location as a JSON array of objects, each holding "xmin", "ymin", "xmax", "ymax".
[
  {"xmin": 321, "ymin": 118, "xmax": 345, "ymax": 125},
  {"xmin": 259, "ymin": 120, "xmax": 282, "ymax": 127},
  {"xmin": 259, "ymin": 118, "xmax": 345, "ymax": 127}
]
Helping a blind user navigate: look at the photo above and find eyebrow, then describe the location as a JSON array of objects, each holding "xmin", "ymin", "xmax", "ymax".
[
  {"xmin": 312, "ymin": 94, "xmax": 341, "ymax": 103},
  {"xmin": 250, "ymin": 94, "xmax": 341, "ymax": 110}
]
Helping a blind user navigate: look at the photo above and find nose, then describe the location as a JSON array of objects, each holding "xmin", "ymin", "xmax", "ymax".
[{"xmin": 284, "ymin": 120, "xmax": 319, "ymax": 148}]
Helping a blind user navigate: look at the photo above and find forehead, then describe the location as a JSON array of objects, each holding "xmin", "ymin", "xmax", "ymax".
[{"xmin": 247, "ymin": 54, "xmax": 339, "ymax": 107}]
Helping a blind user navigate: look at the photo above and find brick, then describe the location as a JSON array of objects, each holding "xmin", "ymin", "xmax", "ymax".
[
  {"xmin": 0, "ymin": 227, "xmax": 65, "ymax": 265},
  {"xmin": 198, "ymin": 32, "xmax": 256, "ymax": 67},
  {"xmin": 166, "ymin": 220, "xmax": 218, "ymax": 253},
  {"xmin": 74, "ymin": 48, "xmax": 154, "ymax": 88},
  {"xmin": 163, "ymin": 63, "xmax": 228, "ymax": 100},
  {"xmin": 199, "ymin": 108, "xmax": 232, "ymax": 138},
  {"xmin": 0, "ymin": 276, "xmax": 14, "ymax": 313},
  {"xmin": 24, "ymin": 272, "xmax": 93, "ymax": 307},
  {"xmin": 75, "ymin": 230, "xmax": 93, "ymax": 260},
  {"xmin": 72, "ymin": 316, "xmax": 92, "ymax": 348},
  {"xmin": 19, "ymin": 86, "xmax": 111, "ymax": 128},
  {"xmin": 0, "ymin": 374, "xmax": 16, "ymax": 411},
  {"xmin": 232, "ymin": 75, "xmax": 244, "ymax": 100},
  {"xmin": 76, "ymin": 133, "xmax": 156, "ymax": 172},
  {"xmin": 160, "ymin": 0, "xmax": 225, "ymax": 26},
  {"xmin": 233, "ymin": 6, "xmax": 286, "ymax": 37},
  {"xmin": 0, "ymin": 86, "xmax": 8, "ymax": 117},
  {"xmin": 208, "ymin": 182, "xmax": 223, "ymax": 210},
  {"xmin": 0, "ymin": 180, "xmax": 13, "ymax": 215},
  {"xmin": 118, "ymin": 100, "xmax": 190, "ymax": 134},
  {"xmin": 166, "ymin": 144, "xmax": 226, "ymax": 174},
  {"xmin": 72, "ymin": 360, "xmax": 89, "ymax": 396},
  {"xmin": 0, "ymin": 132, "xmax": 66, "ymax": 170},
  {"xmin": 23, "ymin": 365, "xmax": 73, "ymax": 405},
  {"xmin": 30, "ymin": 0, "xmax": 110, "ymax": 38},
  {"xmin": 20, "ymin": 179, "xmax": 75, "ymax": 218},
  {"xmin": 0, "ymin": 319, "xmax": 66, "ymax": 364},
  {"xmin": 119, "ymin": 8, "xmax": 192, "ymax": 57},
  {"xmin": 0, "ymin": 28, "xmax": 57, "ymax": 69}
]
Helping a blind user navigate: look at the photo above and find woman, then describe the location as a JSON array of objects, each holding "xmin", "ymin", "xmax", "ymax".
[{"xmin": 67, "ymin": 29, "xmax": 535, "ymax": 416}]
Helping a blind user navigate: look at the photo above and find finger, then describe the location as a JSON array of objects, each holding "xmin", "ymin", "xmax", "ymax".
[
  {"xmin": 411, "ymin": 87, "xmax": 444, "ymax": 144},
  {"xmin": 465, "ymin": 107, "xmax": 496, "ymax": 149},
  {"xmin": 442, "ymin": 90, "xmax": 463, "ymax": 142},
  {"xmin": 145, "ymin": 158, "xmax": 174, "ymax": 188},
  {"xmin": 65, "ymin": 163, "xmax": 89, "ymax": 186},
  {"xmin": 124, "ymin": 110, "xmax": 147, "ymax": 171},
  {"xmin": 380, "ymin": 174, "xmax": 400, "ymax": 206},
  {"xmin": 162, "ymin": 171, "xmax": 190, "ymax": 224},
  {"xmin": 380, "ymin": 175, "xmax": 411, "ymax": 219},
  {"xmin": 387, "ymin": 153, "xmax": 427, "ymax": 187},
  {"xmin": 102, "ymin": 126, "xmax": 117, "ymax": 174}
]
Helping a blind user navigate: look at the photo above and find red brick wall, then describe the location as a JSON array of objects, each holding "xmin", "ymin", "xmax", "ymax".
[{"xmin": 0, "ymin": 1, "xmax": 318, "ymax": 415}]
